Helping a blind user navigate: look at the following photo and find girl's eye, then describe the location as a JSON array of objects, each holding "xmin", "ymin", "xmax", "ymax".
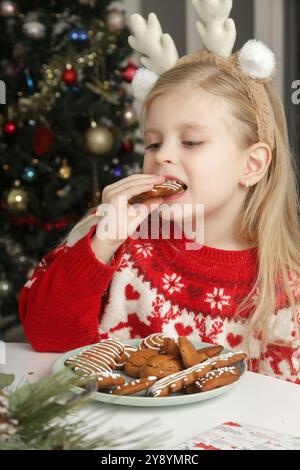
[{"xmin": 145, "ymin": 142, "xmax": 202, "ymax": 150}]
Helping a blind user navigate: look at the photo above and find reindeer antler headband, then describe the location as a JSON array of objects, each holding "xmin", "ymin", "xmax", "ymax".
[{"xmin": 128, "ymin": 0, "xmax": 277, "ymax": 150}]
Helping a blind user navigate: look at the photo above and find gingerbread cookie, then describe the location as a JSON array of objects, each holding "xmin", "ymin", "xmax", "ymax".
[
  {"xmin": 96, "ymin": 371, "xmax": 125, "ymax": 389},
  {"xmin": 124, "ymin": 348, "xmax": 160, "ymax": 378},
  {"xmin": 197, "ymin": 345, "xmax": 224, "ymax": 358},
  {"xmin": 110, "ymin": 377, "xmax": 157, "ymax": 396},
  {"xmin": 147, "ymin": 362, "xmax": 213, "ymax": 397},
  {"xmin": 195, "ymin": 366, "xmax": 240, "ymax": 392},
  {"xmin": 211, "ymin": 351, "xmax": 248, "ymax": 369},
  {"xmin": 115, "ymin": 344, "xmax": 138, "ymax": 369},
  {"xmin": 128, "ymin": 181, "xmax": 187, "ymax": 205},
  {"xmin": 161, "ymin": 337, "xmax": 180, "ymax": 357},
  {"xmin": 178, "ymin": 336, "xmax": 205, "ymax": 367},
  {"xmin": 139, "ymin": 333, "xmax": 166, "ymax": 351},
  {"xmin": 64, "ymin": 339, "xmax": 125, "ymax": 375},
  {"xmin": 140, "ymin": 354, "xmax": 184, "ymax": 379}
]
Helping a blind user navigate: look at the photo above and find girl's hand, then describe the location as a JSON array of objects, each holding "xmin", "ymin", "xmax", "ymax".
[{"xmin": 95, "ymin": 174, "xmax": 165, "ymax": 250}]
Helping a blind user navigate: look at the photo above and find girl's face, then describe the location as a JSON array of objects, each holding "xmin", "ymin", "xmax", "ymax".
[{"xmin": 142, "ymin": 88, "xmax": 247, "ymax": 229}]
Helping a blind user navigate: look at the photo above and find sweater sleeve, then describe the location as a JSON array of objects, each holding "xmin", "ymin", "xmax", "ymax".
[
  {"xmin": 18, "ymin": 224, "xmax": 124, "ymax": 353},
  {"xmin": 253, "ymin": 304, "xmax": 300, "ymax": 384}
]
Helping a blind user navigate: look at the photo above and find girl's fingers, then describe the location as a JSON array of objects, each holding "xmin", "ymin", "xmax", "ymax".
[{"xmin": 103, "ymin": 174, "xmax": 164, "ymax": 195}]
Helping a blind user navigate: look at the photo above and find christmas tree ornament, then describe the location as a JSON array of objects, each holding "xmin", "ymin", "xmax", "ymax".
[
  {"xmin": 61, "ymin": 66, "xmax": 78, "ymax": 86},
  {"xmin": 22, "ymin": 20, "xmax": 46, "ymax": 40},
  {"xmin": 3, "ymin": 120, "xmax": 17, "ymax": 136},
  {"xmin": 58, "ymin": 159, "xmax": 72, "ymax": 179},
  {"xmin": 105, "ymin": 8, "xmax": 126, "ymax": 34},
  {"xmin": 0, "ymin": 389, "xmax": 18, "ymax": 442},
  {"xmin": 85, "ymin": 123, "xmax": 114, "ymax": 155},
  {"xmin": 121, "ymin": 105, "xmax": 138, "ymax": 127},
  {"xmin": 121, "ymin": 60, "xmax": 138, "ymax": 83},
  {"xmin": 6, "ymin": 187, "xmax": 29, "ymax": 212},
  {"xmin": 121, "ymin": 139, "xmax": 134, "ymax": 153},
  {"xmin": 32, "ymin": 126, "xmax": 54, "ymax": 157},
  {"xmin": 0, "ymin": 1, "xmax": 18, "ymax": 17},
  {"xmin": 22, "ymin": 166, "xmax": 37, "ymax": 182},
  {"xmin": 0, "ymin": 278, "xmax": 13, "ymax": 299}
]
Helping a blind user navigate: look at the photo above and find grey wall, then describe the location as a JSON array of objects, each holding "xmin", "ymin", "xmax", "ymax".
[
  {"xmin": 141, "ymin": 0, "xmax": 254, "ymax": 55},
  {"xmin": 142, "ymin": 0, "xmax": 187, "ymax": 57}
]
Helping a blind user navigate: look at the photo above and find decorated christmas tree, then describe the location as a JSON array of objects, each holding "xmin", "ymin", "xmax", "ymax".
[{"xmin": 0, "ymin": 0, "xmax": 143, "ymax": 338}]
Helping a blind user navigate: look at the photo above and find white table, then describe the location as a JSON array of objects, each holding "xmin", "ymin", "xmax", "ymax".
[{"xmin": 1, "ymin": 342, "xmax": 300, "ymax": 450}]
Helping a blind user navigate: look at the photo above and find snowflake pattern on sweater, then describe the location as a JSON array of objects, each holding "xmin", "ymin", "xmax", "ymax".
[{"xmin": 18, "ymin": 220, "xmax": 300, "ymax": 384}]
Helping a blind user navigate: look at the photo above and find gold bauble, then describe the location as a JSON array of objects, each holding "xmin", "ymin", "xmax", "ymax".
[
  {"xmin": 58, "ymin": 159, "xmax": 72, "ymax": 179},
  {"xmin": 105, "ymin": 9, "xmax": 126, "ymax": 33},
  {"xmin": 85, "ymin": 126, "xmax": 114, "ymax": 155},
  {"xmin": 6, "ymin": 187, "xmax": 29, "ymax": 212}
]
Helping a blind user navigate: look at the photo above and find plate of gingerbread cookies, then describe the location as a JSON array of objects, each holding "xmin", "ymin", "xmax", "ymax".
[{"xmin": 52, "ymin": 334, "xmax": 248, "ymax": 407}]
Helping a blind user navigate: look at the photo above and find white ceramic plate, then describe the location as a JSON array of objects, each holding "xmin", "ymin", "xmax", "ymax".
[{"xmin": 52, "ymin": 339, "xmax": 247, "ymax": 407}]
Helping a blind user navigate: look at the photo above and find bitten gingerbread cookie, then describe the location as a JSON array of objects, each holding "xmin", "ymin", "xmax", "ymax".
[
  {"xmin": 139, "ymin": 333, "xmax": 166, "ymax": 351},
  {"xmin": 124, "ymin": 349, "xmax": 160, "ymax": 378},
  {"xmin": 110, "ymin": 377, "xmax": 157, "ymax": 396},
  {"xmin": 64, "ymin": 339, "xmax": 125, "ymax": 375},
  {"xmin": 147, "ymin": 362, "xmax": 213, "ymax": 397},
  {"xmin": 128, "ymin": 181, "xmax": 187, "ymax": 205},
  {"xmin": 140, "ymin": 354, "xmax": 184, "ymax": 379}
]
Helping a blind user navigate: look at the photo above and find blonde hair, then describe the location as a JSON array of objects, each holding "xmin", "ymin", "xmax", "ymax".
[{"xmin": 59, "ymin": 61, "xmax": 300, "ymax": 366}]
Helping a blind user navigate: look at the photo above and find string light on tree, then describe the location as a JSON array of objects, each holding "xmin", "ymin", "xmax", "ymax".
[
  {"xmin": 58, "ymin": 159, "xmax": 72, "ymax": 179},
  {"xmin": 6, "ymin": 187, "xmax": 29, "ymax": 212},
  {"xmin": 22, "ymin": 166, "xmax": 37, "ymax": 182},
  {"xmin": 121, "ymin": 105, "xmax": 138, "ymax": 127},
  {"xmin": 0, "ymin": 278, "xmax": 13, "ymax": 299}
]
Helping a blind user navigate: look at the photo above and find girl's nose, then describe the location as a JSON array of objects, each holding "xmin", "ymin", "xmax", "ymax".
[{"xmin": 155, "ymin": 146, "xmax": 176, "ymax": 164}]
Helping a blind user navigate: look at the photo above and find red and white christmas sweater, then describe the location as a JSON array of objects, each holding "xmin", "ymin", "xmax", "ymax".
[{"xmin": 18, "ymin": 219, "xmax": 300, "ymax": 384}]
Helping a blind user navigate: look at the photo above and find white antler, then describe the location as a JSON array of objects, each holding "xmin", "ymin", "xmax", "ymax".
[
  {"xmin": 192, "ymin": 0, "xmax": 237, "ymax": 57},
  {"xmin": 128, "ymin": 12, "xmax": 179, "ymax": 75}
]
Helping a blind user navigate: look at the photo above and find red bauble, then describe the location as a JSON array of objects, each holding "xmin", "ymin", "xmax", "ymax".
[
  {"xmin": 61, "ymin": 67, "xmax": 78, "ymax": 85},
  {"xmin": 121, "ymin": 139, "xmax": 134, "ymax": 153},
  {"xmin": 121, "ymin": 60, "xmax": 138, "ymax": 83},
  {"xmin": 4, "ymin": 120, "xmax": 17, "ymax": 136},
  {"xmin": 33, "ymin": 126, "xmax": 54, "ymax": 157}
]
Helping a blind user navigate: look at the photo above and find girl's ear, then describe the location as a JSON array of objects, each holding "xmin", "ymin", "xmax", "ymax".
[{"xmin": 241, "ymin": 143, "xmax": 272, "ymax": 186}]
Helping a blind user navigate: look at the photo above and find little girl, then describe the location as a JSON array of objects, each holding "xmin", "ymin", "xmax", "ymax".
[{"xmin": 18, "ymin": 8, "xmax": 300, "ymax": 384}]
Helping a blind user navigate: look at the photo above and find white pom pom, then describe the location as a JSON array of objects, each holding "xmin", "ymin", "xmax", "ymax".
[
  {"xmin": 238, "ymin": 39, "xmax": 276, "ymax": 80},
  {"xmin": 131, "ymin": 67, "xmax": 159, "ymax": 101}
]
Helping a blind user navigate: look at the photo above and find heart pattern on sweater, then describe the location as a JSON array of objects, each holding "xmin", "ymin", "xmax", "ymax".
[
  {"xmin": 125, "ymin": 284, "xmax": 140, "ymax": 300},
  {"xmin": 227, "ymin": 333, "xmax": 243, "ymax": 348},
  {"xmin": 175, "ymin": 323, "xmax": 193, "ymax": 336}
]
